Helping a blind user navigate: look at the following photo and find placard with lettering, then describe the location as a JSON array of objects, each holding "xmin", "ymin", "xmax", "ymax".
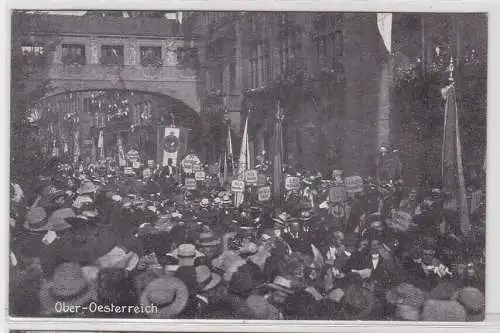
[
  {"xmin": 245, "ymin": 170, "xmax": 258, "ymax": 185},
  {"xmin": 258, "ymin": 186, "xmax": 271, "ymax": 202},
  {"xmin": 147, "ymin": 160, "xmax": 154, "ymax": 167},
  {"xmin": 185, "ymin": 178, "xmax": 197, "ymax": 190},
  {"xmin": 344, "ymin": 176, "xmax": 364, "ymax": 194},
  {"xmin": 285, "ymin": 176, "xmax": 300, "ymax": 191},
  {"xmin": 231, "ymin": 180, "xmax": 245, "ymax": 193},
  {"xmin": 389, "ymin": 210, "xmax": 414, "ymax": 231},
  {"xmin": 195, "ymin": 171, "xmax": 206, "ymax": 181},
  {"xmin": 124, "ymin": 167, "xmax": 134, "ymax": 175},
  {"xmin": 132, "ymin": 161, "xmax": 141, "ymax": 169},
  {"xmin": 119, "ymin": 160, "xmax": 126, "ymax": 167},
  {"xmin": 142, "ymin": 169, "xmax": 151, "ymax": 179},
  {"xmin": 329, "ymin": 186, "xmax": 347, "ymax": 203}
]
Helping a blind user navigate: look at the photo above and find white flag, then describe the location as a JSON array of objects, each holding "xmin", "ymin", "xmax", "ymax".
[
  {"xmin": 377, "ymin": 13, "xmax": 392, "ymax": 53},
  {"xmin": 235, "ymin": 113, "xmax": 250, "ymax": 207}
]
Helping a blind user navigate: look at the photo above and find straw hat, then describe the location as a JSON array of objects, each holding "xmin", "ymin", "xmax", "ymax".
[
  {"xmin": 221, "ymin": 195, "xmax": 232, "ymax": 205},
  {"xmin": 77, "ymin": 181, "xmax": 99, "ymax": 195},
  {"xmin": 246, "ymin": 294, "xmax": 281, "ymax": 320},
  {"xmin": 140, "ymin": 276, "xmax": 189, "ymax": 318},
  {"xmin": 200, "ymin": 198, "xmax": 210, "ymax": 208},
  {"xmin": 23, "ymin": 207, "xmax": 49, "ymax": 232},
  {"xmin": 298, "ymin": 210, "xmax": 314, "ymax": 222},
  {"xmin": 196, "ymin": 230, "xmax": 221, "ymax": 247},
  {"xmin": 421, "ymin": 299, "xmax": 467, "ymax": 321},
  {"xmin": 395, "ymin": 304, "xmax": 421, "ymax": 321},
  {"xmin": 39, "ymin": 262, "xmax": 97, "ymax": 315},
  {"xmin": 261, "ymin": 276, "xmax": 297, "ymax": 295},
  {"xmin": 386, "ymin": 283, "xmax": 427, "ymax": 309},
  {"xmin": 272, "ymin": 212, "xmax": 296, "ymax": 227},
  {"xmin": 195, "ymin": 265, "xmax": 221, "ymax": 291}
]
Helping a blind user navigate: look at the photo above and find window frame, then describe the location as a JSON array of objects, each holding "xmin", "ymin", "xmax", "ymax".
[{"xmin": 100, "ymin": 45, "xmax": 125, "ymax": 66}]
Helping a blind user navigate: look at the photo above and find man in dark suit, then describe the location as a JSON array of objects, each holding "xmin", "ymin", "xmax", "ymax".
[
  {"xmin": 162, "ymin": 158, "xmax": 177, "ymax": 177},
  {"xmin": 346, "ymin": 237, "xmax": 395, "ymax": 299}
]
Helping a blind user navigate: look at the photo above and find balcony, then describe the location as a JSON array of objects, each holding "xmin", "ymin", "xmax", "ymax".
[{"xmin": 48, "ymin": 63, "xmax": 199, "ymax": 82}]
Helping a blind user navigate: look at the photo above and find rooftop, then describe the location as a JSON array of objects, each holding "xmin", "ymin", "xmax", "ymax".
[{"xmin": 19, "ymin": 13, "xmax": 182, "ymax": 38}]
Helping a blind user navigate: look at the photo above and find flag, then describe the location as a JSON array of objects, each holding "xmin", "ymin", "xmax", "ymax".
[
  {"xmin": 117, "ymin": 134, "xmax": 125, "ymax": 164},
  {"xmin": 223, "ymin": 150, "xmax": 228, "ymax": 186},
  {"xmin": 235, "ymin": 112, "xmax": 250, "ymax": 207},
  {"xmin": 376, "ymin": 13, "xmax": 393, "ymax": 154},
  {"xmin": 273, "ymin": 101, "xmax": 284, "ymax": 202},
  {"xmin": 442, "ymin": 84, "xmax": 470, "ymax": 235},
  {"xmin": 227, "ymin": 124, "xmax": 233, "ymax": 175},
  {"xmin": 377, "ymin": 13, "xmax": 392, "ymax": 54},
  {"xmin": 73, "ymin": 129, "xmax": 80, "ymax": 164},
  {"xmin": 91, "ymin": 137, "xmax": 97, "ymax": 163},
  {"xmin": 98, "ymin": 130, "xmax": 104, "ymax": 160}
]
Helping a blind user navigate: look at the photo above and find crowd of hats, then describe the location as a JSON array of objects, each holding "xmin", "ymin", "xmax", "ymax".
[{"xmin": 9, "ymin": 161, "xmax": 485, "ymax": 321}]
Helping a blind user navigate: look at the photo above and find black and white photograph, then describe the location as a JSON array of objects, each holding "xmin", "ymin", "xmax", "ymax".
[{"xmin": 9, "ymin": 10, "xmax": 487, "ymax": 321}]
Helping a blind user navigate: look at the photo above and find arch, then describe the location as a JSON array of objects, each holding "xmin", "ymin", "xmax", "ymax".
[
  {"xmin": 42, "ymin": 88, "xmax": 200, "ymax": 123},
  {"xmin": 46, "ymin": 77, "xmax": 201, "ymax": 114}
]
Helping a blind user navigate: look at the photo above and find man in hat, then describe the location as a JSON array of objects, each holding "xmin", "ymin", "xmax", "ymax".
[{"xmin": 403, "ymin": 237, "xmax": 452, "ymax": 292}]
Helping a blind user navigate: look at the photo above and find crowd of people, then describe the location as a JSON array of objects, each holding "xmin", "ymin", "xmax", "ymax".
[{"xmin": 9, "ymin": 156, "xmax": 486, "ymax": 321}]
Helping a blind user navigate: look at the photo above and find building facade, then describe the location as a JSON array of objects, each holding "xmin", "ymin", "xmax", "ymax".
[
  {"xmin": 18, "ymin": 12, "xmax": 202, "ymax": 163},
  {"xmin": 183, "ymin": 11, "xmax": 390, "ymax": 176},
  {"xmin": 184, "ymin": 11, "xmax": 487, "ymax": 181}
]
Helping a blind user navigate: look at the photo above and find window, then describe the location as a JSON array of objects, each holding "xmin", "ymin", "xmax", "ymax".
[
  {"xmin": 140, "ymin": 46, "xmax": 162, "ymax": 67},
  {"xmin": 62, "ymin": 44, "xmax": 86, "ymax": 65},
  {"xmin": 21, "ymin": 45, "xmax": 44, "ymax": 56},
  {"xmin": 229, "ymin": 48, "xmax": 237, "ymax": 92},
  {"xmin": 100, "ymin": 45, "xmax": 124, "ymax": 66},
  {"xmin": 279, "ymin": 36, "xmax": 298, "ymax": 73},
  {"xmin": 334, "ymin": 30, "xmax": 343, "ymax": 57},
  {"xmin": 249, "ymin": 45, "xmax": 259, "ymax": 88},
  {"xmin": 258, "ymin": 41, "xmax": 271, "ymax": 84},
  {"xmin": 21, "ymin": 45, "xmax": 45, "ymax": 66}
]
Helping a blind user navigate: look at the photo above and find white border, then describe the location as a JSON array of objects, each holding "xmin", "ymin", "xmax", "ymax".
[{"xmin": 2, "ymin": 0, "xmax": 500, "ymax": 331}]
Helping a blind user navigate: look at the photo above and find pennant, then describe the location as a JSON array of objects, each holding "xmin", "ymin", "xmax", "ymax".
[
  {"xmin": 377, "ymin": 13, "xmax": 392, "ymax": 53},
  {"xmin": 228, "ymin": 124, "xmax": 234, "ymax": 175},
  {"xmin": 273, "ymin": 101, "xmax": 284, "ymax": 201},
  {"xmin": 442, "ymin": 84, "xmax": 470, "ymax": 235},
  {"xmin": 235, "ymin": 112, "xmax": 250, "ymax": 207}
]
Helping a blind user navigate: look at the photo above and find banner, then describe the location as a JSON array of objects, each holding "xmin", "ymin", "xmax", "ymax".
[
  {"xmin": 442, "ymin": 84, "xmax": 470, "ymax": 235},
  {"xmin": 162, "ymin": 127, "xmax": 181, "ymax": 167}
]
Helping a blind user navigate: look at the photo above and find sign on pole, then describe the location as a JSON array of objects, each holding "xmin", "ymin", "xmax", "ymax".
[
  {"xmin": 285, "ymin": 176, "xmax": 300, "ymax": 191},
  {"xmin": 195, "ymin": 171, "xmax": 206, "ymax": 181},
  {"xmin": 231, "ymin": 180, "xmax": 245, "ymax": 193},
  {"xmin": 124, "ymin": 167, "xmax": 134, "ymax": 175},
  {"xmin": 142, "ymin": 168, "xmax": 151, "ymax": 179},
  {"xmin": 329, "ymin": 186, "xmax": 347, "ymax": 203},
  {"xmin": 185, "ymin": 178, "xmax": 197, "ymax": 190},
  {"xmin": 344, "ymin": 176, "xmax": 364, "ymax": 195},
  {"xmin": 388, "ymin": 210, "xmax": 414, "ymax": 231},
  {"xmin": 245, "ymin": 169, "xmax": 258, "ymax": 185},
  {"xmin": 258, "ymin": 186, "xmax": 271, "ymax": 202}
]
